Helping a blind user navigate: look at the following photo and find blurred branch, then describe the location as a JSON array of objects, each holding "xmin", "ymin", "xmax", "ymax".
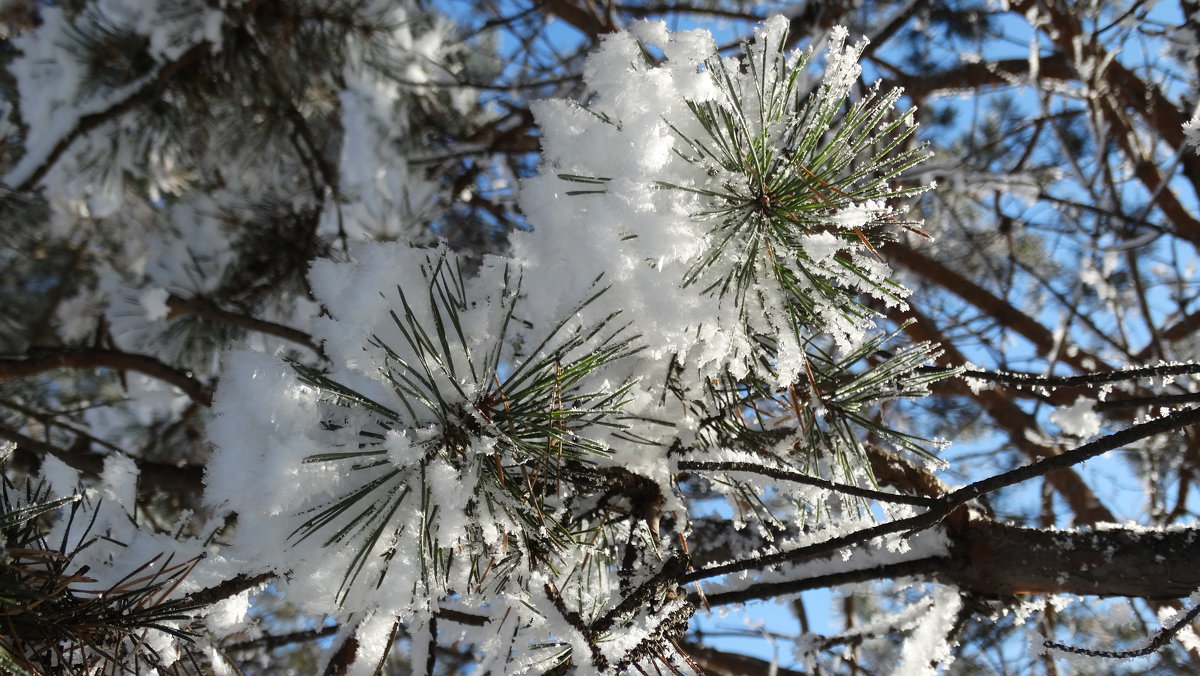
[
  {"xmin": 545, "ymin": 0, "xmax": 620, "ymax": 36},
  {"xmin": 676, "ymin": 640, "xmax": 808, "ymax": 676},
  {"xmin": 0, "ymin": 421, "xmax": 205, "ymax": 504},
  {"xmin": 783, "ymin": 0, "xmax": 857, "ymax": 49},
  {"xmin": 166, "ymin": 294, "xmax": 319, "ymax": 353},
  {"xmin": 0, "ymin": 348, "xmax": 213, "ymax": 406},
  {"xmin": 615, "ymin": 4, "xmax": 765, "ymax": 22},
  {"xmin": 880, "ymin": 53, "xmax": 1075, "ymax": 99},
  {"xmin": 886, "ymin": 240, "xmax": 1110, "ymax": 375},
  {"xmin": 867, "ymin": 443, "xmax": 949, "ymax": 498},
  {"xmin": 1009, "ymin": 0, "xmax": 1200, "ymax": 233}
]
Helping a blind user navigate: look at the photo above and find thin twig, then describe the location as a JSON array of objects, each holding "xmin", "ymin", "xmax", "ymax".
[
  {"xmin": 166, "ymin": 295, "xmax": 319, "ymax": 353},
  {"xmin": 676, "ymin": 460, "xmax": 936, "ymax": 507},
  {"xmin": 1044, "ymin": 602, "xmax": 1200, "ymax": 659},
  {"xmin": 958, "ymin": 363, "xmax": 1200, "ymax": 389}
]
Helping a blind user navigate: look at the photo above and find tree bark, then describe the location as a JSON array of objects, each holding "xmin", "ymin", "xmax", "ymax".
[
  {"xmin": 943, "ymin": 519, "xmax": 1200, "ymax": 600},
  {"xmin": 696, "ymin": 516, "xmax": 1200, "ymax": 605}
]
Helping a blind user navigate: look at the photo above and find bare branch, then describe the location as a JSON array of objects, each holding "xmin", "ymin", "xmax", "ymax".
[
  {"xmin": 0, "ymin": 348, "xmax": 213, "ymax": 406},
  {"xmin": 699, "ymin": 519, "xmax": 1200, "ymax": 605},
  {"xmin": 887, "ymin": 240, "xmax": 1110, "ymax": 375},
  {"xmin": 166, "ymin": 294, "xmax": 319, "ymax": 353},
  {"xmin": 959, "ymin": 363, "xmax": 1200, "ymax": 389},
  {"xmin": 882, "ymin": 54, "xmax": 1075, "ymax": 99},
  {"xmin": 684, "ymin": 406, "xmax": 1200, "ymax": 584},
  {"xmin": 1045, "ymin": 603, "xmax": 1200, "ymax": 658},
  {"xmin": 677, "ymin": 460, "xmax": 938, "ymax": 507}
]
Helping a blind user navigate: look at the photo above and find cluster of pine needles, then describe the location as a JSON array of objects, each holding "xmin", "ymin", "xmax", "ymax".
[{"xmin": 0, "ymin": 452, "xmax": 208, "ymax": 675}]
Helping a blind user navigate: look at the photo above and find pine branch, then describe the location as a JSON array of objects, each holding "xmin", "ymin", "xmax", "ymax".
[
  {"xmin": 166, "ymin": 294, "xmax": 319, "ymax": 353},
  {"xmin": 0, "ymin": 348, "xmax": 213, "ymax": 406},
  {"xmin": 959, "ymin": 363, "xmax": 1200, "ymax": 389},
  {"xmin": 683, "ymin": 405, "xmax": 1200, "ymax": 583},
  {"xmin": 5, "ymin": 43, "xmax": 210, "ymax": 192},
  {"xmin": 676, "ymin": 460, "xmax": 936, "ymax": 506}
]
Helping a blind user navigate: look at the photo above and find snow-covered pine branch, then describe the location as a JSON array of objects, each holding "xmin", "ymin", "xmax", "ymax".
[
  {"xmin": 3, "ymin": 2, "xmax": 1200, "ymax": 674},
  {"xmin": 202, "ymin": 17, "xmax": 948, "ymax": 673}
]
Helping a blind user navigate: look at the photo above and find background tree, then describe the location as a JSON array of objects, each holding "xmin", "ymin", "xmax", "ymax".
[{"xmin": 1, "ymin": 1, "xmax": 1199, "ymax": 674}]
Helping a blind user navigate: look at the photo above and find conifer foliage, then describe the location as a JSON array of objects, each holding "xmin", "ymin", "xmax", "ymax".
[{"xmin": 201, "ymin": 17, "xmax": 948, "ymax": 671}]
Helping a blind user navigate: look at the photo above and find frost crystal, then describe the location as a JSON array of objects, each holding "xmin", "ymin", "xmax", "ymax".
[{"xmin": 1050, "ymin": 396, "xmax": 1101, "ymax": 438}]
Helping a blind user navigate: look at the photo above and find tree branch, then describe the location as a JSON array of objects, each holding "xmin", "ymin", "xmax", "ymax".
[
  {"xmin": 959, "ymin": 363, "xmax": 1200, "ymax": 389},
  {"xmin": 883, "ymin": 54, "xmax": 1075, "ymax": 99},
  {"xmin": 166, "ymin": 294, "xmax": 318, "ymax": 353},
  {"xmin": 677, "ymin": 460, "xmax": 937, "ymax": 507},
  {"xmin": 946, "ymin": 520, "xmax": 1200, "ymax": 599},
  {"xmin": 0, "ymin": 421, "xmax": 205, "ymax": 504},
  {"xmin": 544, "ymin": 0, "xmax": 620, "ymax": 37},
  {"xmin": 697, "ymin": 518, "xmax": 1200, "ymax": 606},
  {"xmin": 184, "ymin": 572, "xmax": 275, "ymax": 607},
  {"xmin": 0, "ymin": 348, "xmax": 213, "ymax": 406},
  {"xmin": 899, "ymin": 305, "xmax": 1118, "ymax": 524},
  {"xmin": 684, "ymin": 405, "xmax": 1200, "ymax": 584},
  {"xmin": 225, "ymin": 625, "xmax": 340, "ymax": 652}
]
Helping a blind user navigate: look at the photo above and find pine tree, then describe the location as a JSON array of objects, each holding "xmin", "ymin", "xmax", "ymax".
[{"xmin": 3, "ymin": 2, "xmax": 1200, "ymax": 674}]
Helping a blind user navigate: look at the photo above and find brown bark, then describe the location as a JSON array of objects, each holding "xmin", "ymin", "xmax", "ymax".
[
  {"xmin": 945, "ymin": 519, "xmax": 1200, "ymax": 599},
  {"xmin": 885, "ymin": 53, "xmax": 1076, "ymax": 99},
  {"xmin": 699, "ymin": 517, "xmax": 1200, "ymax": 606},
  {"xmin": 0, "ymin": 348, "xmax": 213, "ymax": 406}
]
